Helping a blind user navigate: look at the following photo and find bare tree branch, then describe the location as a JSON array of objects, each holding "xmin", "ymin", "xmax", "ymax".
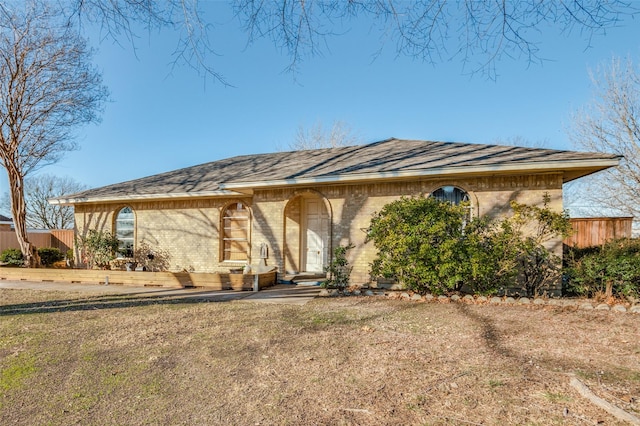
[
  {"xmin": 233, "ymin": 1, "xmax": 636, "ymax": 79},
  {"xmin": 66, "ymin": 0, "xmax": 229, "ymax": 84}
]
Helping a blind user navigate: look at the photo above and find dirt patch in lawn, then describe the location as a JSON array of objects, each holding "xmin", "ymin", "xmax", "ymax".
[{"xmin": 0, "ymin": 288, "xmax": 638, "ymax": 425}]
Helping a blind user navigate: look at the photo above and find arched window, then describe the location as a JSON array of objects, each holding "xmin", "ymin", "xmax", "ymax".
[
  {"xmin": 431, "ymin": 186, "xmax": 470, "ymax": 205},
  {"xmin": 222, "ymin": 202, "xmax": 250, "ymax": 262},
  {"xmin": 115, "ymin": 206, "xmax": 134, "ymax": 258}
]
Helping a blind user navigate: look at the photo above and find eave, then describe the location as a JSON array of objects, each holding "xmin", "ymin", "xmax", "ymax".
[{"xmin": 48, "ymin": 189, "xmax": 250, "ymax": 206}]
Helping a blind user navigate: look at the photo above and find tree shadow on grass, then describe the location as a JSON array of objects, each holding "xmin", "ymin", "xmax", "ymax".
[
  {"xmin": 0, "ymin": 288, "xmax": 253, "ymax": 316},
  {"xmin": 454, "ymin": 303, "xmax": 519, "ymax": 360},
  {"xmin": 453, "ymin": 303, "xmax": 636, "ymax": 380}
]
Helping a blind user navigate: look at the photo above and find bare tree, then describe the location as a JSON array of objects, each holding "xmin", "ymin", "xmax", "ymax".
[
  {"xmin": 286, "ymin": 120, "xmax": 362, "ymax": 151},
  {"xmin": 57, "ymin": 1, "xmax": 636, "ymax": 83},
  {"xmin": 1, "ymin": 174, "xmax": 86, "ymax": 230},
  {"xmin": 567, "ymin": 56, "xmax": 640, "ymax": 219},
  {"xmin": 0, "ymin": 1, "xmax": 108, "ymax": 266}
]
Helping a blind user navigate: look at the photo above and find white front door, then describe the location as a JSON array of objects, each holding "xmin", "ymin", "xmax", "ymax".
[{"xmin": 304, "ymin": 199, "xmax": 329, "ymax": 272}]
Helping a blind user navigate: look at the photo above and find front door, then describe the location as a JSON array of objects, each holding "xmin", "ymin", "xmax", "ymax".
[{"xmin": 304, "ymin": 199, "xmax": 329, "ymax": 272}]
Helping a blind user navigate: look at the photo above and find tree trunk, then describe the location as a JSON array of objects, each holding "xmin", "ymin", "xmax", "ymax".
[
  {"xmin": 605, "ymin": 280, "xmax": 613, "ymax": 299},
  {"xmin": 7, "ymin": 169, "xmax": 40, "ymax": 267}
]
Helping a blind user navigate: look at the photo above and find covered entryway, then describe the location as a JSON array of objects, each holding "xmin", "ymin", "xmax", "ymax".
[
  {"xmin": 283, "ymin": 191, "xmax": 331, "ymax": 275},
  {"xmin": 303, "ymin": 198, "xmax": 329, "ymax": 272}
]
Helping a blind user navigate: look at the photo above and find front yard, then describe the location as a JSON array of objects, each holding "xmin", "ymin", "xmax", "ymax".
[{"xmin": 0, "ymin": 288, "xmax": 638, "ymax": 425}]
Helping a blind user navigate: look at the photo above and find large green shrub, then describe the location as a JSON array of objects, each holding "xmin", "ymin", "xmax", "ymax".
[
  {"xmin": 76, "ymin": 229, "xmax": 120, "ymax": 269},
  {"xmin": 366, "ymin": 196, "xmax": 513, "ymax": 295},
  {"xmin": 0, "ymin": 248, "xmax": 24, "ymax": 267},
  {"xmin": 37, "ymin": 247, "xmax": 64, "ymax": 267},
  {"xmin": 366, "ymin": 193, "xmax": 571, "ymax": 296},
  {"xmin": 565, "ymin": 238, "xmax": 640, "ymax": 299}
]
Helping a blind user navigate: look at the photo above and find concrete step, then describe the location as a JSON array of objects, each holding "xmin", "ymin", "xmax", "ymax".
[{"xmin": 280, "ymin": 272, "xmax": 325, "ymax": 285}]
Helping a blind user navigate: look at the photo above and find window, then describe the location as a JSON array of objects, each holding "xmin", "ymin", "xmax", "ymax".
[
  {"xmin": 431, "ymin": 186, "xmax": 470, "ymax": 205},
  {"xmin": 115, "ymin": 206, "xmax": 134, "ymax": 258},
  {"xmin": 222, "ymin": 202, "xmax": 250, "ymax": 261}
]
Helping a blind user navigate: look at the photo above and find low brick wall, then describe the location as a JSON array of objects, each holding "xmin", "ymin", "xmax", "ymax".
[{"xmin": 0, "ymin": 267, "xmax": 277, "ymax": 291}]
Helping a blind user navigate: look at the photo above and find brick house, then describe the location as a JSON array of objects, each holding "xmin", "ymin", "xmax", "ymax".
[{"xmin": 51, "ymin": 138, "xmax": 619, "ymax": 286}]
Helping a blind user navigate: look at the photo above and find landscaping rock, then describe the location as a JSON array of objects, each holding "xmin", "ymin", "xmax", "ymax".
[
  {"xmin": 490, "ymin": 297, "xmax": 502, "ymax": 304},
  {"xmin": 437, "ymin": 295, "xmax": 449, "ymax": 302},
  {"xmin": 400, "ymin": 292, "xmax": 411, "ymax": 299},
  {"xmin": 595, "ymin": 303, "xmax": 610, "ymax": 311},
  {"xmin": 579, "ymin": 303, "xmax": 594, "ymax": 310},
  {"xmin": 352, "ymin": 289, "xmax": 361, "ymax": 296},
  {"xmin": 518, "ymin": 297, "xmax": 530, "ymax": 305},
  {"xmin": 533, "ymin": 298, "xmax": 546, "ymax": 305},
  {"xmin": 451, "ymin": 294, "xmax": 461, "ymax": 302},
  {"xmin": 504, "ymin": 297, "xmax": 516, "ymax": 304},
  {"xmin": 463, "ymin": 295, "xmax": 474, "ymax": 302},
  {"xmin": 630, "ymin": 305, "xmax": 640, "ymax": 314},
  {"xmin": 476, "ymin": 296, "xmax": 488, "ymax": 303},
  {"xmin": 387, "ymin": 284, "xmax": 405, "ymax": 291},
  {"xmin": 612, "ymin": 304, "xmax": 627, "ymax": 313},
  {"xmin": 411, "ymin": 294, "xmax": 422, "ymax": 301},
  {"xmin": 319, "ymin": 289, "xmax": 330, "ymax": 297},
  {"xmin": 364, "ymin": 290, "xmax": 374, "ymax": 297}
]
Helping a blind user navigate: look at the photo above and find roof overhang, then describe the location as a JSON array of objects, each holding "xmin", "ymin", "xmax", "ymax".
[{"xmin": 49, "ymin": 189, "xmax": 250, "ymax": 206}]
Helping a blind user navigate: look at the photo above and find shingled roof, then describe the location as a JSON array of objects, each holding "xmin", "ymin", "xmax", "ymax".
[{"xmin": 51, "ymin": 138, "xmax": 620, "ymax": 205}]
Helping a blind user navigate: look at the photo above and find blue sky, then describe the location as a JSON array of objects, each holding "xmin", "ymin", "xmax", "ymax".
[{"xmin": 4, "ymin": 2, "xmax": 640, "ymax": 199}]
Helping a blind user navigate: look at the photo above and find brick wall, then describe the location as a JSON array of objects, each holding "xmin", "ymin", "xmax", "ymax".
[
  {"xmin": 74, "ymin": 173, "xmax": 563, "ymax": 282},
  {"xmin": 75, "ymin": 197, "xmax": 251, "ymax": 272}
]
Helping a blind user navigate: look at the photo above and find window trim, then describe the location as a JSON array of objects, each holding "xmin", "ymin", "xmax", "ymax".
[
  {"xmin": 430, "ymin": 186, "xmax": 470, "ymax": 205},
  {"xmin": 114, "ymin": 206, "xmax": 135, "ymax": 258},
  {"xmin": 430, "ymin": 185, "xmax": 474, "ymax": 219},
  {"xmin": 221, "ymin": 201, "xmax": 251, "ymax": 263}
]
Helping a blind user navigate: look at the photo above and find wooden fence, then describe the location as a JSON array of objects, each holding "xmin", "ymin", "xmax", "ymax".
[
  {"xmin": 0, "ymin": 229, "xmax": 74, "ymax": 253},
  {"xmin": 50, "ymin": 229, "xmax": 74, "ymax": 252},
  {"xmin": 564, "ymin": 217, "xmax": 633, "ymax": 248}
]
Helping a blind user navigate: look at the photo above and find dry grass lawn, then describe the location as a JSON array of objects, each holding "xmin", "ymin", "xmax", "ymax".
[{"xmin": 0, "ymin": 288, "xmax": 639, "ymax": 425}]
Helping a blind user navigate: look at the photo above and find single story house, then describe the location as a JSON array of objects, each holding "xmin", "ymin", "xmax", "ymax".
[{"xmin": 50, "ymin": 138, "xmax": 620, "ymax": 287}]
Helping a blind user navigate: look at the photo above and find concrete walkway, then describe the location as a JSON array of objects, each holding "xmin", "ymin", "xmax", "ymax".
[{"xmin": 0, "ymin": 280, "xmax": 321, "ymax": 305}]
